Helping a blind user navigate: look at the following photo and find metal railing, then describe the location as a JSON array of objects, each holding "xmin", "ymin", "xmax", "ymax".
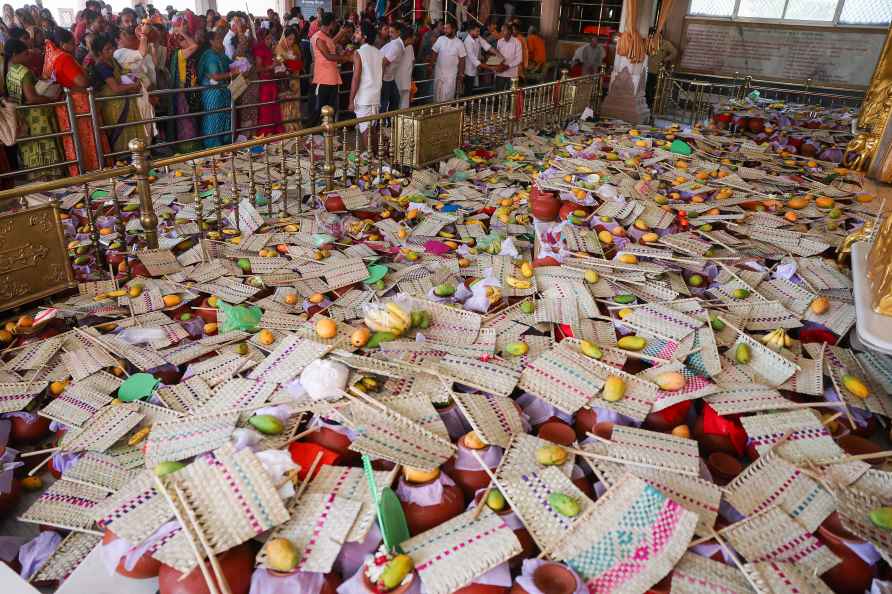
[
  {"xmin": 652, "ymin": 66, "xmax": 865, "ymax": 125},
  {"xmin": 3, "ymin": 59, "xmax": 523, "ymax": 184},
  {"xmin": 0, "ymin": 72, "xmax": 599, "ymax": 289}
]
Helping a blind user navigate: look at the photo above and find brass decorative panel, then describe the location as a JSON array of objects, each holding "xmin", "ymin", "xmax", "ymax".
[
  {"xmin": 393, "ymin": 107, "xmax": 464, "ymax": 168},
  {"xmin": 0, "ymin": 203, "xmax": 75, "ymax": 312}
]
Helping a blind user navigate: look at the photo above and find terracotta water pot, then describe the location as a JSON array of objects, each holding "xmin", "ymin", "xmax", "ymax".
[
  {"xmin": 574, "ymin": 408, "xmax": 597, "ymax": 440},
  {"xmin": 837, "ymin": 434, "xmax": 884, "ymax": 464},
  {"xmin": 646, "ymin": 572, "xmax": 673, "ymax": 594},
  {"xmin": 361, "ymin": 568, "xmax": 417, "ymax": 594},
  {"xmin": 529, "ymin": 186, "xmax": 560, "ymax": 222},
  {"xmin": 400, "ymin": 477, "xmax": 465, "ymax": 536},
  {"xmin": 454, "ymin": 584, "xmax": 509, "ymax": 594},
  {"xmin": 593, "ymin": 421, "xmax": 614, "ymax": 440},
  {"xmin": 0, "ymin": 478, "xmax": 21, "ymax": 517},
  {"xmin": 193, "ymin": 298, "xmax": 218, "ymax": 324},
  {"xmin": 158, "ymin": 543, "xmax": 254, "ymax": 594},
  {"xmin": 706, "ymin": 452, "xmax": 742, "ymax": 486},
  {"xmin": 537, "ymin": 420, "xmax": 577, "ymax": 447},
  {"xmin": 451, "ymin": 438, "xmax": 494, "ymax": 500},
  {"xmin": 9, "ymin": 415, "xmax": 51, "ymax": 446},
  {"xmin": 102, "ymin": 529, "xmax": 162, "ymax": 579},
  {"xmin": 817, "ymin": 512, "xmax": 873, "ymax": 594},
  {"xmin": 304, "ymin": 424, "xmax": 359, "ymax": 464},
  {"xmin": 268, "ymin": 570, "xmax": 341, "ymax": 594},
  {"xmin": 510, "ymin": 563, "xmax": 578, "ymax": 594}
]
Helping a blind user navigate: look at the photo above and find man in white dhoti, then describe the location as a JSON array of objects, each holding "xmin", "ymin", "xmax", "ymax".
[{"xmin": 429, "ymin": 21, "xmax": 466, "ymax": 102}]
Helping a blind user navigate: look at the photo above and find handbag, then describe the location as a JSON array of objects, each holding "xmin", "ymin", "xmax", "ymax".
[
  {"xmin": 0, "ymin": 99, "xmax": 26, "ymax": 147},
  {"xmin": 229, "ymin": 73, "xmax": 248, "ymax": 101}
]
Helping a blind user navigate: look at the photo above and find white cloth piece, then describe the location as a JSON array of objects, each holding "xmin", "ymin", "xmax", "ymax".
[
  {"xmin": 432, "ymin": 35, "xmax": 466, "ymax": 102},
  {"xmin": 396, "ymin": 45, "xmax": 415, "ymax": 93},
  {"xmin": 355, "ymin": 104, "xmax": 380, "ymax": 133},
  {"xmin": 355, "ymin": 44, "xmax": 384, "ymax": 107}
]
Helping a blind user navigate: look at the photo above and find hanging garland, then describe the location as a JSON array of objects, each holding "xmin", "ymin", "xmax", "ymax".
[
  {"xmin": 647, "ymin": 0, "xmax": 676, "ymax": 55},
  {"xmin": 616, "ymin": 0, "xmax": 647, "ymax": 63}
]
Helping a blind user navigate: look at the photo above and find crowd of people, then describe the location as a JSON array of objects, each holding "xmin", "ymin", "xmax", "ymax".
[{"xmin": 0, "ymin": 1, "xmax": 582, "ymax": 184}]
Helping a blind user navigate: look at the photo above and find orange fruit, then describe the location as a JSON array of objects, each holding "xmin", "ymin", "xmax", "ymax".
[
  {"xmin": 315, "ymin": 317, "xmax": 338, "ymax": 339},
  {"xmin": 815, "ymin": 196, "xmax": 834, "ymax": 209},
  {"xmin": 784, "ymin": 211, "xmax": 798, "ymax": 223},
  {"xmin": 308, "ymin": 293, "xmax": 325, "ymax": 304},
  {"xmin": 162, "ymin": 294, "xmax": 182, "ymax": 308},
  {"xmin": 49, "ymin": 381, "xmax": 68, "ymax": 396},
  {"xmin": 284, "ymin": 294, "xmax": 299, "ymax": 305}
]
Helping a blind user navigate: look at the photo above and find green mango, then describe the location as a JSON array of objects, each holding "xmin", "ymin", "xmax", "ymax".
[
  {"xmin": 434, "ymin": 283, "xmax": 455, "ymax": 297},
  {"xmin": 710, "ymin": 316, "xmax": 725, "ymax": 331},
  {"xmin": 688, "ymin": 274, "xmax": 704, "ymax": 287},
  {"xmin": 520, "ymin": 300, "xmax": 536, "ymax": 314},
  {"xmin": 735, "ymin": 343, "xmax": 751, "ymax": 364},
  {"xmin": 381, "ymin": 555, "xmax": 414, "ymax": 590},
  {"xmin": 548, "ymin": 492, "xmax": 580, "ymax": 517},
  {"xmin": 237, "ymin": 258, "xmax": 252, "ymax": 273},
  {"xmin": 154, "ymin": 461, "xmax": 186, "ymax": 477},
  {"xmin": 249, "ymin": 414, "xmax": 285, "ymax": 435},
  {"xmin": 367, "ymin": 331, "xmax": 397, "ymax": 348},
  {"xmin": 486, "ymin": 489, "xmax": 507, "ymax": 512},
  {"xmin": 613, "ymin": 294, "xmax": 636, "ymax": 304},
  {"xmin": 731, "ymin": 288, "xmax": 750, "ymax": 299},
  {"xmin": 869, "ymin": 507, "xmax": 892, "ymax": 530}
]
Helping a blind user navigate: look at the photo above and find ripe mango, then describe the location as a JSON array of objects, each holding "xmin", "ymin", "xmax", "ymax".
[
  {"xmin": 266, "ymin": 538, "xmax": 300, "ymax": 572},
  {"xmin": 521, "ymin": 300, "xmax": 536, "ymax": 314},
  {"xmin": 505, "ymin": 342, "xmax": 529, "ymax": 356},
  {"xmin": 603, "ymin": 376, "xmax": 626, "ymax": 402},
  {"xmin": 580, "ymin": 340, "xmax": 603, "ymax": 360},
  {"xmin": 655, "ymin": 371, "xmax": 686, "ymax": 392},
  {"xmin": 535, "ymin": 444, "xmax": 568, "ymax": 466},
  {"xmin": 731, "ymin": 288, "xmax": 750, "ymax": 299},
  {"xmin": 154, "ymin": 461, "xmax": 185, "ymax": 477},
  {"xmin": 842, "ymin": 374, "xmax": 869, "ymax": 399},
  {"xmin": 584, "ymin": 270, "xmax": 600, "ymax": 284},
  {"xmin": 486, "ymin": 489, "xmax": 507, "ymax": 512},
  {"xmin": 381, "ymin": 554, "xmax": 414, "ymax": 590},
  {"xmin": 617, "ymin": 336, "xmax": 647, "ymax": 351}
]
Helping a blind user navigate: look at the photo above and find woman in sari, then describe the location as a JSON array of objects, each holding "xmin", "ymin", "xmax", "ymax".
[
  {"xmin": 197, "ymin": 30, "xmax": 234, "ymax": 148},
  {"xmin": 166, "ymin": 16, "xmax": 202, "ymax": 153},
  {"xmin": 275, "ymin": 26, "xmax": 302, "ymax": 132},
  {"xmin": 43, "ymin": 29, "xmax": 110, "ymax": 175},
  {"xmin": 91, "ymin": 34, "xmax": 146, "ymax": 157},
  {"xmin": 252, "ymin": 27, "xmax": 282, "ymax": 136},
  {"xmin": 4, "ymin": 39, "xmax": 62, "ymax": 181}
]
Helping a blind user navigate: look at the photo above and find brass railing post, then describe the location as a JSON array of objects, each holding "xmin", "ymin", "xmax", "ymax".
[
  {"xmin": 596, "ymin": 64, "xmax": 607, "ymax": 117},
  {"xmin": 510, "ymin": 77, "xmax": 521, "ymax": 139},
  {"xmin": 129, "ymin": 138, "xmax": 159, "ymax": 249},
  {"xmin": 63, "ymin": 89, "xmax": 85, "ymax": 175},
  {"xmin": 87, "ymin": 87, "xmax": 106, "ymax": 168},
  {"xmin": 321, "ymin": 105, "xmax": 336, "ymax": 192}
]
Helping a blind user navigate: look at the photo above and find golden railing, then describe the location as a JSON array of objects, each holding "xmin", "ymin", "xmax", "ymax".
[
  {"xmin": 0, "ymin": 72, "xmax": 600, "ymax": 312},
  {"xmin": 651, "ymin": 65, "xmax": 865, "ymax": 124}
]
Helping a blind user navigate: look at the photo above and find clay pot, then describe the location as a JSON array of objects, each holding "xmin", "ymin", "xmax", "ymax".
[
  {"xmin": 558, "ymin": 202, "xmax": 588, "ymax": 221},
  {"xmin": 400, "ymin": 478, "xmax": 465, "ymax": 536},
  {"xmin": 473, "ymin": 492, "xmax": 537, "ymax": 565},
  {"xmin": 572, "ymin": 473, "xmax": 595, "ymax": 501},
  {"xmin": 817, "ymin": 513, "xmax": 873, "ymax": 594},
  {"xmin": 361, "ymin": 568, "xmax": 417, "ymax": 594},
  {"xmin": 268, "ymin": 570, "xmax": 341, "ymax": 594},
  {"xmin": 593, "ymin": 421, "xmax": 614, "ymax": 440},
  {"xmin": 193, "ymin": 298, "xmax": 218, "ymax": 324},
  {"xmin": 529, "ymin": 187, "xmax": 560, "ymax": 222},
  {"xmin": 837, "ymin": 434, "xmax": 884, "ymax": 464},
  {"xmin": 510, "ymin": 563, "xmax": 578, "ymax": 594},
  {"xmin": 532, "ymin": 257, "xmax": 561, "ymax": 268},
  {"xmin": 102, "ymin": 529, "xmax": 162, "ymax": 579},
  {"xmin": 646, "ymin": 572, "xmax": 673, "ymax": 594},
  {"xmin": 692, "ymin": 414, "xmax": 738, "ymax": 458},
  {"xmin": 747, "ymin": 118, "xmax": 765, "ymax": 134},
  {"xmin": 574, "ymin": 408, "xmax": 597, "ymax": 441},
  {"xmin": 0, "ymin": 478, "xmax": 21, "ymax": 517},
  {"xmin": 324, "ymin": 195, "xmax": 346, "ymax": 212},
  {"xmin": 451, "ymin": 440, "xmax": 494, "ymax": 500},
  {"xmin": 454, "ymin": 584, "xmax": 509, "ymax": 594},
  {"xmin": 706, "ymin": 452, "xmax": 742, "ymax": 486},
  {"xmin": 644, "ymin": 402, "xmax": 692, "ymax": 434},
  {"xmin": 304, "ymin": 424, "xmax": 359, "ymax": 465},
  {"xmin": 537, "ymin": 420, "xmax": 577, "ymax": 447},
  {"xmin": 9, "ymin": 415, "xmax": 51, "ymax": 446},
  {"xmin": 159, "ymin": 543, "xmax": 254, "ymax": 594}
]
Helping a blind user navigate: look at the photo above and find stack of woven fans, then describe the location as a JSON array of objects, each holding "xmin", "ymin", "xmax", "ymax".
[{"xmin": 0, "ymin": 105, "xmax": 890, "ymax": 594}]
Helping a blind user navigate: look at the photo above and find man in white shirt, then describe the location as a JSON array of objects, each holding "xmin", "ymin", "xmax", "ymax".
[
  {"xmin": 395, "ymin": 31, "xmax": 416, "ymax": 108},
  {"xmin": 494, "ymin": 23, "xmax": 522, "ymax": 91},
  {"xmin": 380, "ymin": 25, "xmax": 411, "ymax": 113},
  {"xmin": 429, "ymin": 21, "xmax": 466, "ymax": 102},
  {"xmin": 462, "ymin": 22, "xmax": 500, "ymax": 96},
  {"xmin": 349, "ymin": 29, "xmax": 384, "ymax": 147}
]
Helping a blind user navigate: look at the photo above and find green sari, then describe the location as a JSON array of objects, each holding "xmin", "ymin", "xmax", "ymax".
[
  {"xmin": 93, "ymin": 60, "xmax": 147, "ymax": 155},
  {"xmin": 5, "ymin": 64, "xmax": 62, "ymax": 180}
]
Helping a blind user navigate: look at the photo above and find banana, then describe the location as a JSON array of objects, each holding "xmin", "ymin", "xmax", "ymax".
[
  {"xmin": 506, "ymin": 276, "xmax": 532, "ymax": 289},
  {"xmin": 385, "ymin": 302, "xmax": 411, "ymax": 329},
  {"xmin": 760, "ymin": 328, "xmax": 787, "ymax": 351}
]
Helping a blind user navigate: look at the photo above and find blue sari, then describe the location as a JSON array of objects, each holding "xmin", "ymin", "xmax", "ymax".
[{"xmin": 197, "ymin": 49, "xmax": 232, "ymax": 148}]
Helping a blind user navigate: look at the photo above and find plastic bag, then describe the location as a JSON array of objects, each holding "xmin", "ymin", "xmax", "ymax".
[
  {"xmin": 219, "ymin": 302, "xmax": 262, "ymax": 333},
  {"xmin": 464, "ymin": 268, "xmax": 501, "ymax": 313}
]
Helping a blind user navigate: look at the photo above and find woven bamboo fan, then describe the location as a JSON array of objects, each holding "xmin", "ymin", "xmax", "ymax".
[
  {"xmin": 639, "ymin": 363, "xmax": 718, "ymax": 413},
  {"xmin": 93, "ymin": 471, "xmax": 172, "ymax": 545},
  {"xmin": 722, "ymin": 507, "xmax": 839, "ymax": 575},
  {"xmin": 30, "ymin": 532, "xmax": 102, "ymax": 583},
  {"xmin": 59, "ymin": 403, "xmax": 144, "ymax": 453},
  {"xmin": 63, "ymin": 346, "xmax": 118, "ymax": 381},
  {"xmin": 436, "ymin": 354, "xmax": 521, "ymax": 398},
  {"xmin": 741, "ymin": 410, "xmax": 844, "ymax": 464},
  {"xmin": 805, "ymin": 301, "xmax": 857, "ymax": 337},
  {"xmin": 305, "ymin": 465, "xmax": 394, "ymax": 542},
  {"xmin": 743, "ymin": 561, "xmax": 834, "ymax": 594},
  {"xmin": 704, "ymin": 386, "xmax": 794, "ymax": 416},
  {"xmin": 624, "ymin": 304, "xmax": 701, "ymax": 342},
  {"xmin": 0, "ymin": 381, "xmax": 44, "ymax": 414},
  {"xmin": 725, "ymin": 453, "xmax": 834, "ymax": 532},
  {"xmin": 833, "ymin": 484, "xmax": 892, "ymax": 565},
  {"xmin": 7, "ymin": 335, "xmax": 63, "ymax": 370},
  {"xmin": 606, "ymin": 426, "xmax": 701, "ymax": 477},
  {"xmin": 143, "ymin": 411, "xmax": 239, "ymax": 467},
  {"xmin": 259, "ymin": 493, "xmax": 362, "ymax": 573},
  {"xmin": 729, "ymin": 332, "xmax": 799, "ymax": 387},
  {"xmin": 63, "ymin": 451, "xmax": 136, "ymax": 493},
  {"xmin": 825, "ymin": 346, "xmax": 892, "ymax": 418},
  {"xmin": 402, "ymin": 510, "xmax": 522, "ymax": 594},
  {"xmin": 499, "ymin": 465, "xmax": 593, "ymax": 554},
  {"xmin": 496, "ymin": 433, "xmax": 575, "ymax": 483},
  {"xmin": 197, "ymin": 377, "xmax": 278, "ymax": 416},
  {"xmin": 20, "ymin": 479, "xmax": 109, "ymax": 533},
  {"xmin": 157, "ymin": 375, "xmax": 215, "ymax": 413},
  {"xmin": 550, "ymin": 474, "xmax": 698, "ymax": 594},
  {"xmin": 670, "ymin": 552, "xmax": 753, "ymax": 594},
  {"xmin": 454, "ymin": 391, "xmax": 524, "ymax": 448},
  {"xmin": 40, "ymin": 384, "xmax": 113, "ymax": 428},
  {"xmin": 725, "ymin": 300, "xmax": 802, "ymax": 331},
  {"xmin": 517, "ymin": 343, "xmax": 606, "ymax": 415},
  {"xmin": 137, "ymin": 249, "xmax": 183, "ymax": 276},
  {"xmin": 184, "ymin": 352, "xmax": 255, "ymax": 387}
]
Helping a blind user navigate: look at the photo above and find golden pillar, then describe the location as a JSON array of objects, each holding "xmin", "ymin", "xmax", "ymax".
[{"xmin": 845, "ymin": 26, "xmax": 892, "ymax": 180}]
